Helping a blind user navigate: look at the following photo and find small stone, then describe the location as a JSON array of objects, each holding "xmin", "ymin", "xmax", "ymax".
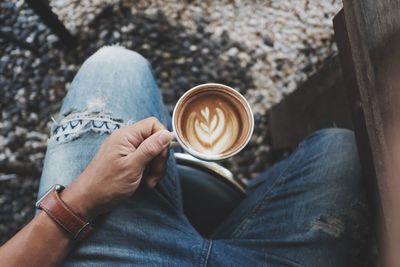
[
  {"xmin": 189, "ymin": 45, "xmax": 197, "ymax": 51},
  {"xmin": 263, "ymin": 35, "xmax": 274, "ymax": 47}
]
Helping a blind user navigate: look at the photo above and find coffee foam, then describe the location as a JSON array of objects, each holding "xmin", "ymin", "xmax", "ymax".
[{"xmin": 177, "ymin": 90, "xmax": 248, "ymax": 156}]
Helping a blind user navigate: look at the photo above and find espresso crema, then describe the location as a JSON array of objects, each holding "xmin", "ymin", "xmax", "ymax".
[{"xmin": 178, "ymin": 91, "xmax": 246, "ymax": 155}]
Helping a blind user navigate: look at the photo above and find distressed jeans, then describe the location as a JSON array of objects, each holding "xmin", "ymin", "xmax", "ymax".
[{"xmin": 38, "ymin": 47, "xmax": 370, "ymax": 266}]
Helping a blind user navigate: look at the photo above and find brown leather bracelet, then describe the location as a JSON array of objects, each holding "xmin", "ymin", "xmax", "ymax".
[{"xmin": 36, "ymin": 184, "xmax": 94, "ymax": 242}]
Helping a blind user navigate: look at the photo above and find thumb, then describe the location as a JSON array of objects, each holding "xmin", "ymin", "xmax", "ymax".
[{"xmin": 131, "ymin": 130, "xmax": 171, "ymax": 166}]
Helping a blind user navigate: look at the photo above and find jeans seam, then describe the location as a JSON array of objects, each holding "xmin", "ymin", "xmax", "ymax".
[
  {"xmin": 199, "ymin": 239, "xmax": 213, "ymax": 267},
  {"xmin": 231, "ymin": 146, "xmax": 305, "ymax": 238}
]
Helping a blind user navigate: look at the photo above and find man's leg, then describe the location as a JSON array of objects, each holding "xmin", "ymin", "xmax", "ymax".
[
  {"xmin": 209, "ymin": 129, "xmax": 371, "ymax": 267},
  {"xmin": 38, "ymin": 47, "xmax": 203, "ymax": 266}
]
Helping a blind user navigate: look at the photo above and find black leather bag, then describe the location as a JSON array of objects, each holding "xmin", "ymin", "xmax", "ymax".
[{"xmin": 175, "ymin": 153, "xmax": 246, "ymax": 237}]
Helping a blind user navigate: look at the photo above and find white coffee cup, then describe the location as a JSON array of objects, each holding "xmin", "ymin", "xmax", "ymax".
[{"xmin": 172, "ymin": 83, "xmax": 254, "ymax": 161}]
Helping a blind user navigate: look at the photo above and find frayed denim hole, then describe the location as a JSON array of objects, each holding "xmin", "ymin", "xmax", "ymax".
[
  {"xmin": 312, "ymin": 215, "xmax": 345, "ymax": 239},
  {"xmin": 48, "ymin": 111, "xmax": 125, "ymax": 146}
]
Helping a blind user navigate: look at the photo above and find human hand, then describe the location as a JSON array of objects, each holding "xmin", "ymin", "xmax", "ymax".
[{"xmin": 61, "ymin": 117, "xmax": 172, "ymax": 220}]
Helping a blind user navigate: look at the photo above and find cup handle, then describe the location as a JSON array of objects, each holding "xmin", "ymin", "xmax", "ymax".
[
  {"xmin": 169, "ymin": 131, "xmax": 180, "ymax": 149},
  {"xmin": 169, "ymin": 131, "xmax": 178, "ymax": 141}
]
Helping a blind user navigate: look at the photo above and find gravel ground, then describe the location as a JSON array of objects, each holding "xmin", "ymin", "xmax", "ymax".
[{"xmin": 0, "ymin": 0, "xmax": 341, "ymax": 244}]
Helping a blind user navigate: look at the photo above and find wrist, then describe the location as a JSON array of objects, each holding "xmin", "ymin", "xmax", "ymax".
[{"xmin": 60, "ymin": 182, "xmax": 96, "ymax": 221}]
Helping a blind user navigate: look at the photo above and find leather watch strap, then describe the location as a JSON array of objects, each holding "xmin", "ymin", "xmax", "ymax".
[{"xmin": 39, "ymin": 189, "xmax": 94, "ymax": 241}]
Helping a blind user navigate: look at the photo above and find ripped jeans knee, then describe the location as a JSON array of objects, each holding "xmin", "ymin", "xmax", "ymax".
[{"xmin": 50, "ymin": 111, "xmax": 126, "ymax": 145}]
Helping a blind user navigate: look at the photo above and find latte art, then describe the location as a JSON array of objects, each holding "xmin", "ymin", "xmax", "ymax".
[
  {"xmin": 174, "ymin": 85, "xmax": 253, "ymax": 160},
  {"xmin": 186, "ymin": 105, "xmax": 239, "ymax": 154}
]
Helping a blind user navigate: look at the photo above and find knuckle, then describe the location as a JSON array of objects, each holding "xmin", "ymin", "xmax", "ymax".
[
  {"xmin": 147, "ymin": 116, "xmax": 159, "ymax": 124},
  {"xmin": 148, "ymin": 116, "xmax": 157, "ymax": 121}
]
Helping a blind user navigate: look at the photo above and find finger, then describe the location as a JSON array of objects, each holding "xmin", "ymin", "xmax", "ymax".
[
  {"xmin": 128, "ymin": 130, "xmax": 172, "ymax": 167},
  {"xmin": 146, "ymin": 163, "xmax": 166, "ymax": 188},
  {"xmin": 146, "ymin": 148, "xmax": 169, "ymax": 188},
  {"xmin": 118, "ymin": 134, "xmax": 137, "ymax": 156},
  {"xmin": 122, "ymin": 117, "xmax": 167, "ymax": 147}
]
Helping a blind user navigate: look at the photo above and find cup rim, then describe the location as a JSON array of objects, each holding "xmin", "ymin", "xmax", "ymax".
[{"xmin": 172, "ymin": 83, "xmax": 254, "ymax": 161}]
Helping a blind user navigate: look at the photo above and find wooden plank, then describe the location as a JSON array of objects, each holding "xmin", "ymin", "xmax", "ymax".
[
  {"xmin": 268, "ymin": 56, "xmax": 353, "ymax": 151},
  {"xmin": 334, "ymin": 8, "xmax": 382, "ymax": 259},
  {"xmin": 340, "ymin": 0, "xmax": 400, "ymax": 264}
]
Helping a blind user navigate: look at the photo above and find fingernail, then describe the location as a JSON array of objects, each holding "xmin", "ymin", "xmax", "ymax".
[{"xmin": 158, "ymin": 130, "xmax": 171, "ymax": 145}]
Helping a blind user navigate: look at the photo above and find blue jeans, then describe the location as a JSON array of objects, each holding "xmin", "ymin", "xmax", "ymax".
[{"xmin": 38, "ymin": 46, "xmax": 370, "ymax": 266}]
